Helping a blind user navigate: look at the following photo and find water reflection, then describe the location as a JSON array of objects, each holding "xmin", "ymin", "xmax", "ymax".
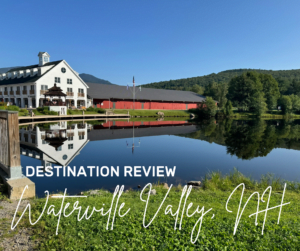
[
  {"xmin": 19, "ymin": 119, "xmax": 196, "ymax": 166},
  {"xmin": 20, "ymin": 121, "xmax": 90, "ymax": 167},
  {"xmin": 186, "ymin": 119, "xmax": 300, "ymax": 160},
  {"xmin": 18, "ymin": 118, "xmax": 300, "ymax": 196},
  {"xmin": 19, "ymin": 119, "xmax": 300, "ymax": 165}
]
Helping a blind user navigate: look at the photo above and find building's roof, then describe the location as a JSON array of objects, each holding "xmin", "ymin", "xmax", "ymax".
[
  {"xmin": 86, "ymin": 82, "xmax": 206, "ymax": 103},
  {"xmin": 44, "ymin": 84, "xmax": 67, "ymax": 96},
  {"xmin": 6, "ymin": 60, "xmax": 62, "ymax": 73},
  {"xmin": 88, "ymin": 124, "xmax": 198, "ymax": 141},
  {"xmin": 0, "ymin": 60, "xmax": 63, "ymax": 86}
]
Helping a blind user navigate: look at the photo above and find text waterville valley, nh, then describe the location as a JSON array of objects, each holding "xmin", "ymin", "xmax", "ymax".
[{"xmin": 25, "ymin": 166, "xmax": 177, "ymax": 177}]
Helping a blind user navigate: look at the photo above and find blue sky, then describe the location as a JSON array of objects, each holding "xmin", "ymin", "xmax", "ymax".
[{"xmin": 1, "ymin": 1, "xmax": 300, "ymax": 85}]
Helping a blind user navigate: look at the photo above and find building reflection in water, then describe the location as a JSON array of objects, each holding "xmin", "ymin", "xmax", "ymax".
[
  {"xmin": 19, "ymin": 119, "xmax": 197, "ymax": 167},
  {"xmin": 19, "ymin": 121, "xmax": 90, "ymax": 168}
]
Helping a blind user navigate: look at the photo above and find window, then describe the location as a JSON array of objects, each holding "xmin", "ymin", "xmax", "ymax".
[
  {"xmin": 56, "ymin": 146, "xmax": 62, "ymax": 151},
  {"xmin": 4, "ymin": 87, "xmax": 7, "ymax": 91},
  {"xmin": 78, "ymin": 88, "xmax": 84, "ymax": 93},
  {"xmin": 23, "ymin": 86, "xmax": 27, "ymax": 90},
  {"xmin": 55, "ymin": 77, "xmax": 61, "ymax": 83},
  {"xmin": 30, "ymin": 85, "xmax": 34, "ymax": 90},
  {"xmin": 41, "ymin": 85, "xmax": 48, "ymax": 90},
  {"xmin": 79, "ymin": 135, "xmax": 84, "ymax": 140},
  {"xmin": 42, "ymin": 140, "xmax": 47, "ymax": 144},
  {"xmin": 67, "ymin": 79, "xmax": 72, "ymax": 84},
  {"xmin": 17, "ymin": 86, "xmax": 20, "ymax": 91},
  {"xmin": 68, "ymin": 144, "xmax": 73, "ymax": 149},
  {"xmin": 67, "ymin": 88, "xmax": 73, "ymax": 93},
  {"xmin": 68, "ymin": 136, "xmax": 73, "ymax": 141},
  {"xmin": 10, "ymin": 87, "xmax": 13, "ymax": 91}
]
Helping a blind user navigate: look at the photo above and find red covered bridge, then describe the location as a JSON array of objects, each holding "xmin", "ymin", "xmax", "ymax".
[{"xmin": 86, "ymin": 83, "xmax": 206, "ymax": 110}]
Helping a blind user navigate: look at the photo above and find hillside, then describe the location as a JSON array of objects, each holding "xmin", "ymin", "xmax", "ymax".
[
  {"xmin": 143, "ymin": 68, "xmax": 300, "ymax": 91},
  {"xmin": 79, "ymin": 73, "xmax": 114, "ymax": 85}
]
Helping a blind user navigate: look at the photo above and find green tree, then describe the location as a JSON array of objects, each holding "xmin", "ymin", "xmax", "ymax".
[
  {"xmin": 223, "ymin": 100, "xmax": 233, "ymax": 116},
  {"xmin": 290, "ymin": 94, "xmax": 300, "ymax": 112},
  {"xmin": 227, "ymin": 71, "xmax": 263, "ymax": 110},
  {"xmin": 215, "ymin": 82, "xmax": 228, "ymax": 109},
  {"xmin": 204, "ymin": 81, "xmax": 218, "ymax": 97},
  {"xmin": 278, "ymin": 95, "xmax": 292, "ymax": 114},
  {"xmin": 190, "ymin": 84, "xmax": 204, "ymax": 95},
  {"xmin": 198, "ymin": 96, "xmax": 217, "ymax": 117},
  {"xmin": 251, "ymin": 92, "xmax": 268, "ymax": 116},
  {"xmin": 259, "ymin": 74, "xmax": 280, "ymax": 110}
]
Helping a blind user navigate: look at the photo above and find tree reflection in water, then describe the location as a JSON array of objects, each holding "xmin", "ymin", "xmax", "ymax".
[{"xmin": 185, "ymin": 119, "xmax": 300, "ymax": 160}]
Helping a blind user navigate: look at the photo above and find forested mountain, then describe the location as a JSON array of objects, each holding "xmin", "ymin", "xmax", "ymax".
[{"xmin": 143, "ymin": 68, "xmax": 300, "ymax": 94}]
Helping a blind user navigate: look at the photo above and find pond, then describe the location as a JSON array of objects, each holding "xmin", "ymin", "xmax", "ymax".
[{"xmin": 19, "ymin": 119, "xmax": 300, "ymax": 197}]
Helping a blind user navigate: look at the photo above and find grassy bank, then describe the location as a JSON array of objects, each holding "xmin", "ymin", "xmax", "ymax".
[
  {"xmin": 15, "ymin": 170, "xmax": 300, "ymax": 250},
  {"xmin": 113, "ymin": 109, "xmax": 191, "ymax": 117}
]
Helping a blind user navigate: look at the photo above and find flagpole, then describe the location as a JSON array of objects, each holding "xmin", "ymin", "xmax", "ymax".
[
  {"xmin": 127, "ymin": 76, "xmax": 140, "ymax": 110},
  {"xmin": 133, "ymin": 76, "xmax": 135, "ymax": 110}
]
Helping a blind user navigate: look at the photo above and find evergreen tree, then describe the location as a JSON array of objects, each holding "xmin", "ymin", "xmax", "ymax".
[{"xmin": 223, "ymin": 100, "xmax": 233, "ymax": 116}]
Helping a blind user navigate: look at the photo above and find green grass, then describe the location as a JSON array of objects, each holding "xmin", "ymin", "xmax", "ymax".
[
  {"xmin": 114, "ymin": 109, "xmax": 191, "ymax": 117},
  {"xmin": 16, "ymin": 169, "xmax": 300, "ymax": 250}
]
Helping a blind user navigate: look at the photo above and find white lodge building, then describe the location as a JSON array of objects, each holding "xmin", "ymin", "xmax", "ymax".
[{"xmin": 0, "ymin": 52, "xmax": 88, "ymax": 108}]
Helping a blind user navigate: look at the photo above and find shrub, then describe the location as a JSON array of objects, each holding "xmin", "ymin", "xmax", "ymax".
[
  {"xmin": 86, "ymin": 107, "xmax": 105, "ymax": 113},
  {"xmin": 95, "ymin": 108, "xmax": 105, "ymax": 113},
  {"xmin": 6, "ymin": 105, "xmax": 20, "ymax": 111},
  {"xmin": 86, "ymin": 107, "xmax": 95, "ymax": 112},
  {"xmin": 19, "ymin": 108, "xmax": 29, "ymax": 115},
  {"xmin": 0, "ymin": 106, "xmax": 6, "ymax": 110},
  {"xmin": 49, "ymin": 111, "xmax": 58, "ymax": 115}
]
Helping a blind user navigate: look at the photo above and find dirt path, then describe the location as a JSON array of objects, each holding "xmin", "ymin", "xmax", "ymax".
[{"xmin": 0, "ymin": 199, "xmax": 39, "ymax": 251}]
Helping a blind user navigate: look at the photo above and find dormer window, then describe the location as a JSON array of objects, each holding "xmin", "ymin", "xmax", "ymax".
[
  {"xmin": 44, "ymin": 57, "xmax": 49, "ymax": 63},
  {"xmin": 30, "ymin": 69, "xmax": 34, "ymax": 76}
]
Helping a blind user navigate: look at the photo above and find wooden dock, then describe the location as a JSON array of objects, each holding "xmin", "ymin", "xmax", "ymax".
[
  {"xmin": 18, "ymin": 113, "xmax": 130, "ymax": 122},
  {"xmin": 0, "ymin": 111, "xmax": 35, "ymax": 199}
]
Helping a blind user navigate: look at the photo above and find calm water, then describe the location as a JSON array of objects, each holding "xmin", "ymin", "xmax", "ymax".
[{"xmin": 19, "ymin": 119, "xmax": 300, "ymax": 197}]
